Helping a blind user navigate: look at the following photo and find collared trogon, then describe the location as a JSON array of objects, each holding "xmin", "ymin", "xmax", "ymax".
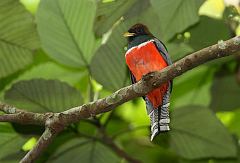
[{"xmin": 124, "ymin": 24, "xmax": 172, "ymax": 141}]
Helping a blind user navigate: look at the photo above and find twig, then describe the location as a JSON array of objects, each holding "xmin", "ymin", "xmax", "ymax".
[
  {"xmin": 102, "ymin": 133, "xmax": 142, "ymax": 163},
  {"xmin": 102, "ymin": 110, "xmax": 115, "ymax": 127},
  {"xmin": 0, "ymin": 113, "xmax": 44, "ymax": 125},
  {"xmin": 0, "ymin": 102, "xmax": 47, "ymax": 125},
  {"xmin": 0, "ymin": 102, "xmax": 24, "ymax": 114}
]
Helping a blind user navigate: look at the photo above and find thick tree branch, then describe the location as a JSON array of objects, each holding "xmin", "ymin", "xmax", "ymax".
[
  {"xmin": 60, "ymin": 36, "xmax": 240, "ymax": 125},
  {"xmin": 0, "ymin": 36, "xmax": 240, "ymax": 163}
]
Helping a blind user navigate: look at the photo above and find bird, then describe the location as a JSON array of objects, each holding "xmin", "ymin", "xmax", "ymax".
[{"xmin": 123, "ymin": 23, "xmax": 172, "ymax": 141}]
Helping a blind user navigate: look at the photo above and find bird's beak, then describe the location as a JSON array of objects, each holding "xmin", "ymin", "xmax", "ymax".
[{"xmin": 123, "ymin": 32, "xmax": 135, "ymax": 37}]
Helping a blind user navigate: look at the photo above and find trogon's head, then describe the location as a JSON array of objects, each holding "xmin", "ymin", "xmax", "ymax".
[{"xmin": 123, "ymin": 23, "xmax": 153, "ymax": 42}]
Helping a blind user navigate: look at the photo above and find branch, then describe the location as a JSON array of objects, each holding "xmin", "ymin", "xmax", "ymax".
[
  {"xmin": 0, "ymin": 36, "xmax": 240, "ymax": 162},
  {"xmin": 0, "ymin": 101, "xmax": 25, "ymax": 114},
  {"xmin": 20, "ymin": 128, "xmax": 55, "ymax": 163},
  {"xmin": 20, "ymin": 115, "xmax": 64, "ymax": 163},
  {"xmin": 0, "ymin": 102, "xmax": 48, "ymax": 125},
  {"xmin": 60, "ymin": 36, "xmax": 240, "ymax": 124}
]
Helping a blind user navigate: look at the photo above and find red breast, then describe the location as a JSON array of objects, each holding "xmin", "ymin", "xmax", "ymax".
[{"xmin": 125, "ymin": 40, "xmax": 168, "ymax": 108}]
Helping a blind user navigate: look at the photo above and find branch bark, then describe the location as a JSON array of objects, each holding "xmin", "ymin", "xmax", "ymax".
[
  {"xmin": 20, "ymin": 114, "xmax": 65, "ymax": 163},
  {"xmin": 0, "ymin": 36, "xmax": 240, "ymax": 163},
  {"xmin": 0, "ymin": 102, "xmax": 48, "ymax": 125}
]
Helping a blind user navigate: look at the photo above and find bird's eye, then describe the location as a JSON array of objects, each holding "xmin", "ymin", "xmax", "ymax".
[{"xmin": 137, "ymin": 28, "xmax": 142, "ymax": 33}]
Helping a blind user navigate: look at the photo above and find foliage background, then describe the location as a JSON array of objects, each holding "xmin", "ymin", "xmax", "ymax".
[{"xmin": 0, "ymin": 0, "xmax": 240, "ymax": 162}]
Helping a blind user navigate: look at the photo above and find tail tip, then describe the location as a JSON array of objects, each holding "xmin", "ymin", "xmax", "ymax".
[{"xmin": 150, "ymin": 125, "xmax": 170, "ymax": 141}]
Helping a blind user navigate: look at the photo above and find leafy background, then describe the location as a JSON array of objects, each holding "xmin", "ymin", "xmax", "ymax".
[{"xmin": 0, "ymin": 0, "xmax": 240, "ymax": 162}]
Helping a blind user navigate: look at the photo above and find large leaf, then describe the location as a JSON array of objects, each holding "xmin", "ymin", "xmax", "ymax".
[
  {"xmin": 0, "ymin": 123, "xmax": 27, "ymax": 163},
  {"xmin": 17, "ymin": 62, "xmax": 87, "ymax": 86},
  {"xmin": 94, "ymin": 0, "xmax": 136, "ymax": 36},
  {"xmin": 47, "ymin": 138, "xmax": 120, "ymax": 163},
  {"xmin": 169, "ymin": 106, "xmax": 237, "ymax": 159},
  {"xmin": 4, "ymin": 79, "xmax": 83, "ymax": 112},
  {"xmin": 210, "ymin": 67, "xmax": 240, "ymax": 112},
  {"xmin": 150, "ymin": 0, "xmax": 204, "ymax": 41},
  {"xmin": 36, "ymin": 0, "xmax": 99, "ymax": 68},
  {"xmin": 0, "ymin": 62, "xmax": 88, "ymax": 102},
  {"xmin": 0, "ymin": 42, "xmax": 33, "ymax": 79},
  {"xmin": 0, "ymin": 0, "xmax": 40, "ymax": 78},
  {"xmin": 90, "ymin": 22, "xmax": 129, "ymax": 91}
]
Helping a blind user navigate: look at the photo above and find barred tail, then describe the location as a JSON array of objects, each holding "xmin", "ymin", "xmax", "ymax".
[{"xmin": 146, "ymin": 84, "xmax": 171, "ymax": 141}]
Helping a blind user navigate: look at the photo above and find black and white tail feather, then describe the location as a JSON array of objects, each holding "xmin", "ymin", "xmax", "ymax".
[{"xmin": 145, "ymin": 83, "xmax": 171, "ymax": 141}]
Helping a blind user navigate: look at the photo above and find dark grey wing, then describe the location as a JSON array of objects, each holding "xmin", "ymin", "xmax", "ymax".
[
  {"xmin": 129, "ymin": 70, "xmax": 136, "ymax": 84},
  {"xmin": 153, "ymin": 38, "xmax": 172, "ymax": 65},
  {"xmin": 153, "ymin": 38, "xmax": 173, "ymax": 92},
  {"xmin": 129, "ymin": 69, "xmax": 146, "ymax": 100}
]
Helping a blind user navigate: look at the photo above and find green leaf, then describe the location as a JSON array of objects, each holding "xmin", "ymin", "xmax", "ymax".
[
  {"xmin": 14, "ymin": 62, "xmax": 88, "ymax": 87},
  {"xmin": 188, "ymin": 16, "xmax": 231, "ymax": 50},
  {"xmin": 0, "ymin": 62, "xmax": 88, "ymax": 102},
  {"xmin": 150, "ymin": 0, "xmax": 204, "ymax": 41},
  {"xmin": 0, "ymin": 0, "xmax": 40, "ymax": 78},
  {"xmin": 36, "ymin": 0, "xmax": 99, "ymax": 68},
  {"xmin": 0, "ymin": 123, "xmax": 27, "ymax": 162},
  {"xmin": 4, "ymin": 79, "xmax": 83, "ymax": 112},
  {"xmin": 0, "ymin": 42, "xmax": 33, "ymax": 79},
  {"xmin": 210, "ymin": 67, "xmax": 240, "ymax": 112},
  {"xmin": 90, "ymin": 23, "xmax": 128, "ymax": 91},
  {"xmin": 47, "ymin": 138, "xmax": 120, "ymax": 163},
  {"xmin": 169, "ymin": 106, "xmax": 237, "ymax": 159},
  {"xmin": 94, "ymin": 0, "xmax": 136, "ymax": 36}
]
